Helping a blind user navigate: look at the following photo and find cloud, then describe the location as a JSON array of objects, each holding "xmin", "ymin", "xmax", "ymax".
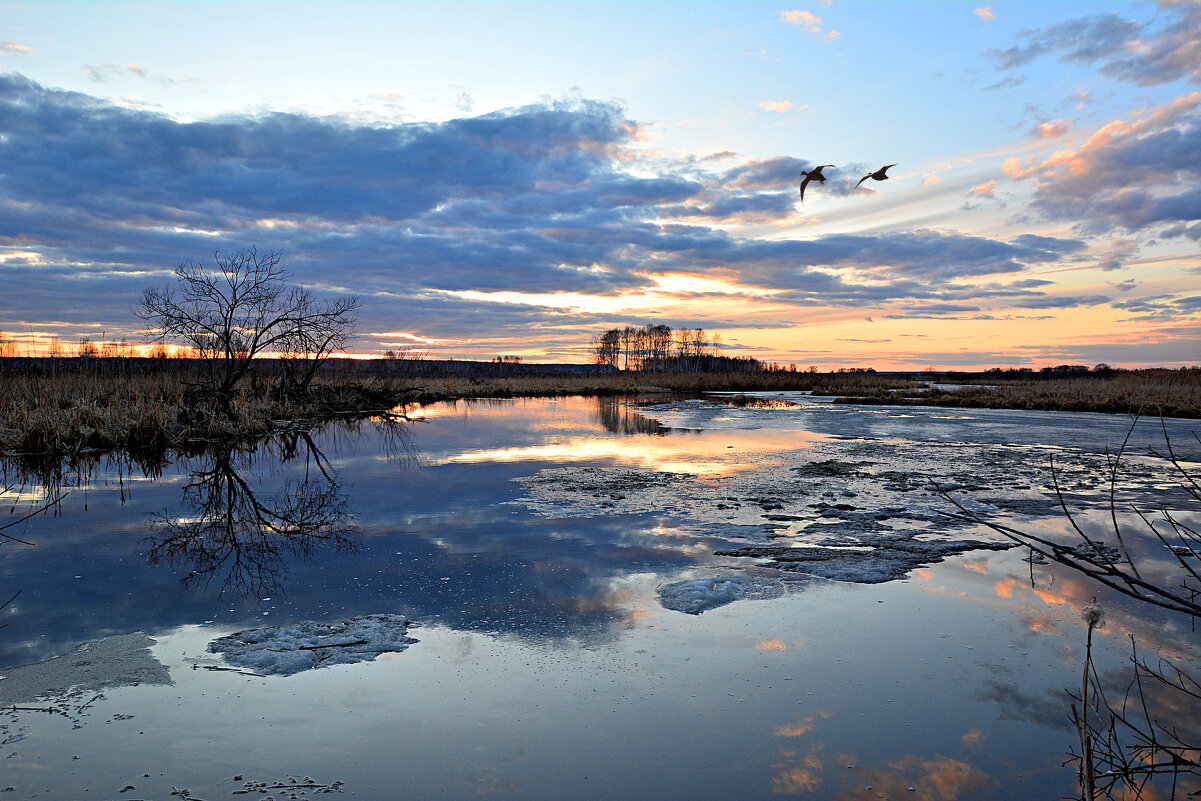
[
  {"xmin": 781, "ymin": 10, "xmax": 823, "ymax": 32},
  {"xmin": 921, "ymin": 173, "xmax": 941, "ymax": 186},
  {"xmin": 1032, "ymin": 119, "xmax": 1071, "ymax": 138},
  {"xmin": 0, "ymin": 74, "xmax": 1112, "ymax": 356},
  {"xmin": 781, "ymin": 9, "xmax": 838, "ymax": 39},
  {"xmin": 0, "ymin": 39, "xmax": 31, "ymax": 55},
  {"xmin": 1006, "ymin": 92, "xmax": 1201, "ymax": 232},
  {"xmin": 84, "ymin": 64, "xmax": 179, "ymax": 85},
  {"xmin": 1112, "ymin": 293, "xmax": 1201, "ymax": 321},
  {"xmin": 450, "ymin": 85, "xmax": 473, "ymax": 113},
  {"xmin": 758, "ymin": 100, "xmax": 792, "ymax": 114},
  {"xmin": 990, "ymin": 4, "xmax": 1201, "ymax": 86},
  {"xmin": 969, "ymin": 180, "xmax": 997, "ymax": 197},
  {"xmin": 974, "ymin": 6, "xmax": 994, "ymax": 23},
  {"xmin": 984, "ymin": 75, "xmax": 1025, "ymax": 92}
]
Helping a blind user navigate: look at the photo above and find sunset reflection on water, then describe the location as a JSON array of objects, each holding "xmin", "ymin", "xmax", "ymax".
[{"xmin": 418, "ymin": 396, "xmax": 823, "ymax": 475}]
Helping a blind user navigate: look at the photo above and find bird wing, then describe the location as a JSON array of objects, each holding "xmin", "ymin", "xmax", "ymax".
[
  {"xmin": 799, "ymin": 174, "xmax": 813, "ymax": 201},
  {"xmin": 855, "ymin": 174, "xmax": 870, "ymax": 188}
]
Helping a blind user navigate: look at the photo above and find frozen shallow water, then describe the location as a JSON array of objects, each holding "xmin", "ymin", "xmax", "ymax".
[{"xmin": 1, "ymin": 395, "xmax": 1197, "ymax": 799}]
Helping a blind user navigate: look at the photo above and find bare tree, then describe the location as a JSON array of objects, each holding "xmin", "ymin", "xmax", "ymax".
[
  {"xmin": 277, "ymin": 290, "xmax": 360, "ymax": 395},
  {"xmin": 137, "ymin": 248, "xmax": 360, "ymax": 408}
]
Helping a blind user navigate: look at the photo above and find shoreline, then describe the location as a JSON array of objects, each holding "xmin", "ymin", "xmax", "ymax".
[{"xmin": 2, "ymin": 363, "xmax": 1199, "ymax": 471}]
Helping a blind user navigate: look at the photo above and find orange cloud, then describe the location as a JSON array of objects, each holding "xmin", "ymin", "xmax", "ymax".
[
  {"xmin": 757, "ymin": 639, "xmax": 788, "ymax": 651},
  {"xmin": 759, "ymin": 100, "xmax": 793, "ymax": 114},
  {"xmin": 1035, "ymin": 119, "xmax": 1071, "ymax": 138},
  {"xmin": 969, "ymin": 180, "xmax": 997, "ymax": 197},
  {"xmin": 963, "ymin": 560, "xmax": 989, "ymax": 575},
  {"xmin": 974, "ymin": 6, "xmax": 994, "ymax": 23},
  {"xmin": 961, "ymin": 728, "xmax": 983, "ymax": 746},
  {"xmin": 994, "ymin": 579, "xmax": 1016, "ymax": 599},
  {"xmin": 921, "ymin": 173, "xmax": 942, "ymax": 186},
  {"xmin": 1011, "ymin": 92, "xmax": 1201, "ymax": 183},
  {"xmin": 1002, "ymin": 156, "xmax": 1038, "ymax": 178}
]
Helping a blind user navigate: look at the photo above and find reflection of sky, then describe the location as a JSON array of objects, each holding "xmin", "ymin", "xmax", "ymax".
[
  {"xmin": 1, "ymin": 397, "xmax": 1198, "ymax": 799},
  {"xmin": 401, "ymin": 397, "xmax": 822, "ymax": 475},
  {"xmin": 443, "ymin": 429, "xmax": 820, "ymax": 475}
]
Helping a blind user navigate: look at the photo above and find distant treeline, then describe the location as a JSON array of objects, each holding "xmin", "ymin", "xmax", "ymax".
[{"xmin": 590, "ymin": 324, "xmax": 766, "ymax": 373}]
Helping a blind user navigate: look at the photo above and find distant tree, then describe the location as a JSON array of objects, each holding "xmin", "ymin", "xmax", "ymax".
[
  {"xmin": 591, "ymin": 329, "xmax": 621, "ymax": 369},
  {"xmin": 76, "ymin": 337, "xmax": 98, "ymax": 359},
  {"xmin": 138, "ymin": 248, "xmax": 360, "ymax": 408}
]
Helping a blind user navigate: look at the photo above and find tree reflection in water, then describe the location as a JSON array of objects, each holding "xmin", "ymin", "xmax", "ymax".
[
  {"xmin": 144, "ymin": 430, "xmax": 357, "ymax": 598},
  {"xmin": 593, "ymin": 397, "xmax": 669, "ymax": 436}
]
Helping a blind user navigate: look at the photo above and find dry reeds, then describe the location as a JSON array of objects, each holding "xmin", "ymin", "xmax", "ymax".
[
  {"xmin": 837, "ymin": 371, "xmax": 1201, "ymax": 418},
  {"xmin": 4, "ymin": 361, "xmax": 1198, "ymax": 466}
]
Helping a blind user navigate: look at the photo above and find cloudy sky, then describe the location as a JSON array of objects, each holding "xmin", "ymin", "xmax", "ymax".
[{"xmin": 1, "ymin": 1, "xmax": 1198, "ymax": 368}]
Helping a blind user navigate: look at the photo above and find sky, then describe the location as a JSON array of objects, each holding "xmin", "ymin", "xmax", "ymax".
[{"xmin": 0, "ymin": 0, "xmax": 1198, "ymax": 369}]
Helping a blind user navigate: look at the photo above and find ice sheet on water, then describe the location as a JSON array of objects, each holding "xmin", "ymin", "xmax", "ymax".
[
  {"xmin": 657, "ymin": 573, "xmax": 788, "ymax": 615},
  {"xmin": 0, "ymin": 632, "xmax": 171, "ymax": 705},
  {"xmin": 207, "ymin": 614, "xmax": 418, "ymax": 676}
]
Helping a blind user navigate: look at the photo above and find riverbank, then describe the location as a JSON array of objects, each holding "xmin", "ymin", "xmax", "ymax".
[
  {"xmin": 1, "ymin": 360, "xmax": 1197, "ymax": 468},
  {"xmin": 0, "ymin": 362, "xmax": 918, "ymax": 464}
]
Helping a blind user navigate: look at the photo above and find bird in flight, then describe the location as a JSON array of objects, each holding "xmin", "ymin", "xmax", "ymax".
[
  {"xmin": 855, "ymin": 163, "xmax": 897, "ymax": 189},
  {"xmin": 799, "ymin": 164, "xmax": 834, "ymax": 203}
]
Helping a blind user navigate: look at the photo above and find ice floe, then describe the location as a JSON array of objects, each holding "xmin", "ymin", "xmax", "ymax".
[
  {"xmin": 657, "ymin": 573, "xmax": 788, "ymax": 615},
  {"xmin": 207, "ymin": 615, "xmax": 418, "ymax": 676},
  {"xmin": 716, "ymin": 534, "xmax": 1012, "ymax": 583}
]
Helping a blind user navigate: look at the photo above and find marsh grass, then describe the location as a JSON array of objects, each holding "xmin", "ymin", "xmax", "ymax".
[
  {"xmin": 0, "ymin": 361, "xmax": 400, "ymax": 466},
  {"xmin": 3, "ymin": 360, "xmax": 1198, "ymax": 468},
  {"xmin": 837, "ymin": 371, "xmax": 1201, "ymax": 418}
]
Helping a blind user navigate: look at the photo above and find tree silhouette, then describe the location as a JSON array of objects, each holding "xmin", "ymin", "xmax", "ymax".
[{"xmin": 137, "ymin": 248, "xmax": 359, "ymax": 409}]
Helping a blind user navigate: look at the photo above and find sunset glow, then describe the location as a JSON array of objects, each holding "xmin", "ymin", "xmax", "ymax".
[{"xmin": 0, "ymin": 1, "xmax": 1197, "ymax": 368}]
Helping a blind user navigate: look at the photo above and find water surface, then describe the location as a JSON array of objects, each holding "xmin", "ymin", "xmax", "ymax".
[{"xmin": 1, "ymin": 395, "xmax": 1197, "ymax": 799}]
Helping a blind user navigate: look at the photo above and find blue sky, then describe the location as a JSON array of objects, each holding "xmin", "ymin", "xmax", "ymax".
[{"xmin": 0, "ymin": 1, "xmax": 1198, "ymax": 367}]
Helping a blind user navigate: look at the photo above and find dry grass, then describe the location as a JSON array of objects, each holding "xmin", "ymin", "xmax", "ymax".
[
  {"xmin": 837, "ymin": 371, "xmax": 1201, "ymax": 418},
  {"xmin": 3, "ymin": 361, "xmax": 1197, "ymax": 468},
  {"xmin": 0, "ymin": 363, "xmax": 394, "ymax": 464}
]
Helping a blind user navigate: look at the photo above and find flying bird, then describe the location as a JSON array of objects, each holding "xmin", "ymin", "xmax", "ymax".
[
  {"xmin": 855, "ymin": 163, "xmax": 897, "ymax": 189},
  {"xmin": 798, "ymin": 164, "xmax": 834, "ymax": 203}
]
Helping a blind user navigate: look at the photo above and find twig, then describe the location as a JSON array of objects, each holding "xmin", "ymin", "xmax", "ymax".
[{"xmin": 298, "ymin": 639, "xmax": 368, "ymax": 650}]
